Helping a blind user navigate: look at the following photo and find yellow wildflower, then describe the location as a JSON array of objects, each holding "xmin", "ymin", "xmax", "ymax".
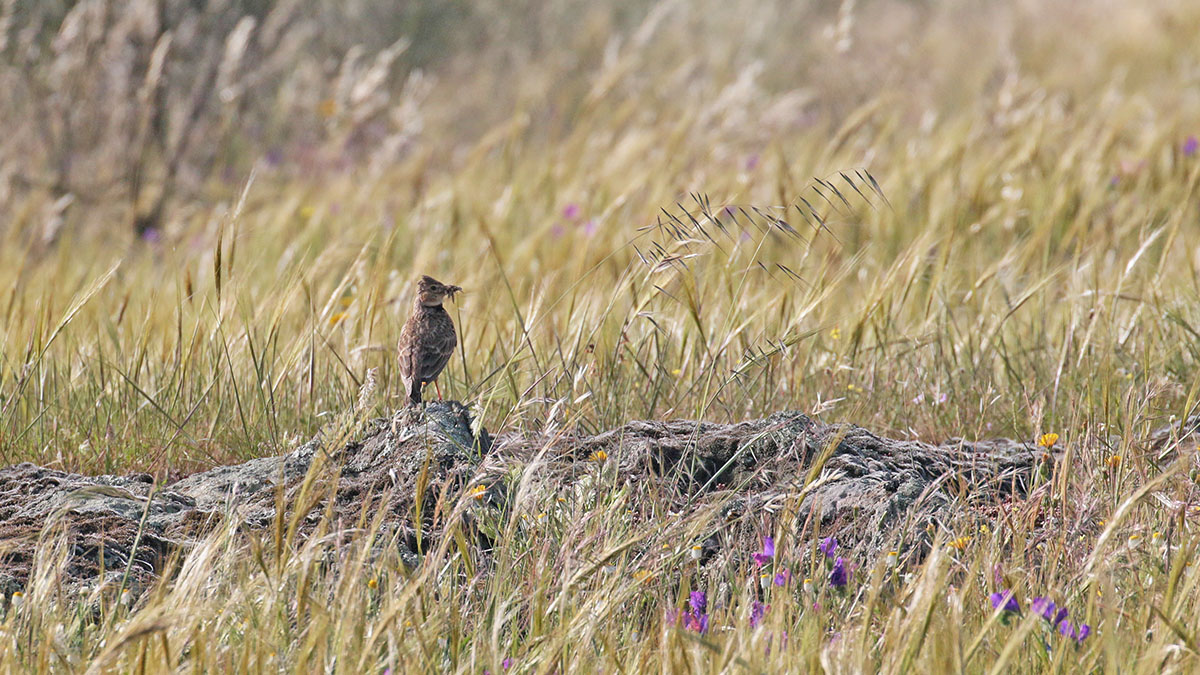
[
  {"xmin": 1038, "ymin": 433, "xmax": 1059, "ymax": 448},
  {"xmin": 948, "ymin": 536, "xmax": 971, "ymax": 550},
  {"xmin": 590, "ymin": 449, "xmax": 608, "ymax": 463}
]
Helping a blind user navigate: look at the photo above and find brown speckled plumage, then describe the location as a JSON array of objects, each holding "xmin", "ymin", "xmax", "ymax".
[{"xmin": 397, "ymin": 275, "xmax": 460, "ymax": 406}]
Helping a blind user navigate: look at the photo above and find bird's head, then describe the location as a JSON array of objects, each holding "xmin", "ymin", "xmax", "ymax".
[{"xmin": 416, "ymin": 275, "xmax": 461, "ymax": 307}]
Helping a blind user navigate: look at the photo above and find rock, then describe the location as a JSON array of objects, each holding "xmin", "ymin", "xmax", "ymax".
[
  {"xmin": 498, "ymin": 411, "xmax": 1054, "ymax": 559},
  {"xmin": 0, "ymin": 404, "xmax": 1070, "ymax": 588},
  {"xmin": 0, "ymin": 401, "xmax": 487, "ymax": 587}
]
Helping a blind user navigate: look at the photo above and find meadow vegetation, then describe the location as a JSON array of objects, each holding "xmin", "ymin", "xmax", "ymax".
[{"xmin": 2, "ymin": 0, "xmax": 1200, "ymax": 671}]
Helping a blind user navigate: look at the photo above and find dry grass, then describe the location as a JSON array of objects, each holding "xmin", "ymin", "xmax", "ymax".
[{"xmin": 3, "ymin": 0, "xmax": 1200, "ymax": 671}]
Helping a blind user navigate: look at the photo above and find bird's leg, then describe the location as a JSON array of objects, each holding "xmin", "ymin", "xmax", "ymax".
[{"xmin": 434, "ymin": 380, "xmax": 443, "ymax": 400}]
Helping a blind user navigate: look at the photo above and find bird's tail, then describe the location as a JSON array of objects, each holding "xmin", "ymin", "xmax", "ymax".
[{"xmin": 407, "ymin": 379, "xmax": 423, "ymax": 406}]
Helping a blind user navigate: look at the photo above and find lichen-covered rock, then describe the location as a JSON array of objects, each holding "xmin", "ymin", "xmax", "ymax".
[
  {"xmin": 0, "ymin": 401, "xmax": 487, "ymax": 587},
  {"xmin": 0, "ymin": 404, "xmax": 1066, "ymax": 589},
  {"xmin": 493, "ymin": 410, "xmax": 1059, "ymax": 572}
]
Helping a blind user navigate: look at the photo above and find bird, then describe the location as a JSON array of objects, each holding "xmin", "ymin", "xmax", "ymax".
[{"xmin": 397, "ymin": 275, "xmax": 461, "ymax": 406}]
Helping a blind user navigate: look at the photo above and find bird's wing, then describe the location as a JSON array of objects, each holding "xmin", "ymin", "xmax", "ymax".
[
  {"xmin": 396, "ymin": 321, "xmax": 420, "ymax": 388},
  {"xmin": 416, "ymin": 324, "xmax": 457, "ymax": 383}
]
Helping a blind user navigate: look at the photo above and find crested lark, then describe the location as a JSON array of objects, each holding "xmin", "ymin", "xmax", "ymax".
[{"xmin": 397, "ymin": 275, "xmax": 461, "ymax": 406}]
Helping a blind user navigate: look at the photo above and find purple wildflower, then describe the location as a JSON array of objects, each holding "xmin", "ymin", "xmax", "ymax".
[
  {"xmin": 830, "ymin": 557, "xmax": 848, "ymax": 587},
  {"xmin": 682, "ymin": 590, "xmax": 710, "ymax": 634},
  {"xmin": 773, "ymin": 569, "xmax": 791, "ymax": 586},
  {"xmin": 819, "ymin": 537, "xmax": 837, "ymax": 558},
  {"xmin": 989, "ymin": 590, "xmax": 1019, "ymax": 614},
  {"xmin": 1031, "ymin": 597, "xmax": 1068, "ymax": 626},
  {"xmin": 744, "ymin": 154, "xmax": 760, "ymax": 171},
  {"xmin": 1184, "ymin": 136, "xmax": 1198, "ymax": 157},
  {"xmin": 502, "ymin": 656, "xmax": 512, "ymax": 670},
  {"xmin": 683, "ymin": 612, "xmax": 709, "ymax": 634},
  {"xmin": 140, "ymin": 228, "xmax": 162, "ymax": 243},
  {"xmin": 582, "ymin": 219, "xmax": 597, "ymax": 236},
  {"xmin": 749, "ymin": 601, "xmax": 765, "ymax": 627},
  {"xmin": 753, "ymin": 537, "xmax": 775, "ymax": 567},
  {"xmin": 563, "ymin": 203, "xmax": 581, "ymax": 220},
  {"xmin": 1058, "ymin": 620, "xmax": 1091, "ymax": 644}
]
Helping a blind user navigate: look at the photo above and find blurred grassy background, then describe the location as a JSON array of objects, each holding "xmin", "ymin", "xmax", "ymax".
[{"xmin": 2, "ymin": 0, "xmax": 1200, "ymax": 478}]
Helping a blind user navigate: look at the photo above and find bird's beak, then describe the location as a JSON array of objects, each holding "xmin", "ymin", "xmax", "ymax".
[{"xmin": 447, "ymin": 285, "xmax": 462, "ymax": 301}]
